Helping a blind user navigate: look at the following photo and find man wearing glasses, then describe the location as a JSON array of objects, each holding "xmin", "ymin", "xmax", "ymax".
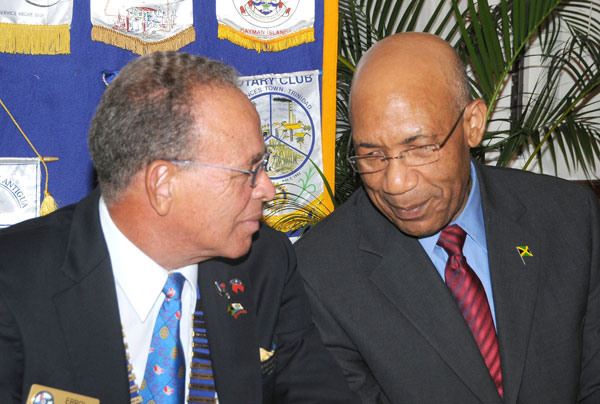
[
  {"xmin": 296, "ymin": 33, "xmax": 600, "ymax": 403},
  {"xmin": 0, "ymin": 52, "xmax": 358, "ymax": 404}
]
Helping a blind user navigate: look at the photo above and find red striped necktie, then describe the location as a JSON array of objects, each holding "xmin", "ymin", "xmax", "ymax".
[{"xmin": 437, "ymin": 224, "xmax": 503, "ymax": 397}]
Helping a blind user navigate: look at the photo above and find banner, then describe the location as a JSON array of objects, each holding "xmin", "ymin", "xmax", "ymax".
[
  {"xmin": 0, "ymin": 158, "xmax": 41, "ymax": 229},
  {"xmin": 0, "ymin": 0, "xmax": 73, "ymax": 55},
  {"xmin": 217, "ymin": 1, "xmax": 315, "ymax": 53},
  {"xmin": 91, "ymin": 0, "xmax": 195, "ymax": 55},
  {"xmin": 240, "ymin": 70, "xmax": 326, "ymax": 235}
]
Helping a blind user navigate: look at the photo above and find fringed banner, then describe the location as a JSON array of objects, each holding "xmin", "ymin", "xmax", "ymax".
[
  {"xmin": 0, "ymin": 158, "xmax": 41, "ymax": 228},
  {"xmin": 91, "ymin": 0, "xmax": 195, "ymax": 55},
  {"xmin": 218, "ymin": 1, "xmax": 315, "ymax": 53},
  {"xmin": 0, "ymin": 0, "xmax": 73, "ymax": 55},
  {"xmin": 240, "ymin": 71, "xmax": 328, "ymax": 238}
]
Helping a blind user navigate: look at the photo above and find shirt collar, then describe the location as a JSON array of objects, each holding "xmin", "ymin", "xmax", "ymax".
[
  {"xmin": 98, "ymin": 196, "xmax": 197, "ymax": 322},
  {"xmin": 419, "ymin": 162, "xmax": 487, "ymax": 253}
]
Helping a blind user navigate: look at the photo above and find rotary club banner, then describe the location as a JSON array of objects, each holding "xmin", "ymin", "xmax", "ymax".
[
  {"xmin": 240, "ymin": 70, "xmax": 327, "ymax": 235},
  {"xmin": 91, "ymin": 0, "xmax": 195, "ymax": 55},
  {"xmin": 0, "ymin": 0, "xmax": 73, "ymax": 55},
  {"xmin": 217, "ymin": 1, "xmax": 315, "ymax": 53},
  {"xmin": 0, "ymin": 158, "xmax": 41, "ymax": 229}
]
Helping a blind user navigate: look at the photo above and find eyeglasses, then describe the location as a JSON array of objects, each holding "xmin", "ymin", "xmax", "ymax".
[
  {"xmin": 347, "ymin": 106, "xmax": 466, "ymax": 174},
  {"xmin": 168, "ymin": 152, "xmax": 270, "ymax": 187}
]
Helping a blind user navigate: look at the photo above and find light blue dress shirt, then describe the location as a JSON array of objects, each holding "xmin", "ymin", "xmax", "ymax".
[{"xmin": 418, "ymin": 163, "xmax": 497, "ymax": 327}]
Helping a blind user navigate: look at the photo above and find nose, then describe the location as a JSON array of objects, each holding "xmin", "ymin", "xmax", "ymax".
[
  {"xmin": 381, "ymin": 158, "xmax": 418, "ymax": 195},
  {"xmin": 253, "ymin": 169, "xmax": 276, "ymax": 202}
]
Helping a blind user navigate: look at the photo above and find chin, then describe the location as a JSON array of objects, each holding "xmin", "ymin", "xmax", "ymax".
[
  {"xmin": 221, "ymin": 240, "xmax": 253, "ymax": 260},
  {"xmin": 395, "ymin": 221, "xmax": 440, "ymax": 238}
]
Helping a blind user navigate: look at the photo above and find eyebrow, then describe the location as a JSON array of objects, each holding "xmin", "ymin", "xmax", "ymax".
[
  {"xmin": 356, "ymin": 133, "xmax": 430, "ymax": 149},
  {"xmin": 249, "ymin": 150, "xmax": 267, "ymax": 165}
]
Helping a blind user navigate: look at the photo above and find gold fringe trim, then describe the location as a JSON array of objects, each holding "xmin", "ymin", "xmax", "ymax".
[
  {"xmin": 91, "ymin": 25, "xmax": 195, "ymax": 55},
  {"xmin": 0, "ymin": 22, "xmax": 70, "ymax": 55},
  {"xmin": 217, "ymin": 24, "xmax": 314, "ymax": 53}
]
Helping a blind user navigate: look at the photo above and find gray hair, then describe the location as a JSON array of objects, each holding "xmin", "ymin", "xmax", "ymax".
[
  {"xmin": 450, "ymin": 52, "xmax": 473, "ymax": 112},
  {"xmin": 88, "ymin": 51, "xmax": 239, "ymax": 202}
]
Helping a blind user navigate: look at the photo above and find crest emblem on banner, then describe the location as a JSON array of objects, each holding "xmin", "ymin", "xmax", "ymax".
[
  {"xmin": 218, "ymin": 1, "xmax": 315, "ymax": 53},
  {"xmin": 0, "ymin": 158, "xmax": 41, "ymax": 228},
  {"xmin": 240, "ymin": 71, "xmax": 327, "ymax": 236},
  {"xmin": 0, "ymin": 0, "xmax": 73, "ymax": 55},
  {"xmin": 91, "ymin": 0, "xmax": 195, "ymax": 55}
]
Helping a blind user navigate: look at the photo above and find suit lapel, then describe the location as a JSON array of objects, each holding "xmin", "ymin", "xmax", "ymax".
[
  {"xmin": 52, "ymin": 190, "xmax": 130, "ymax": 401},
  {"xmin": 477, "ymin": 164, "xmax": 540, "ymax": 404},
  {"xmin": 358, "ymin": 188, "xmax": 503, "ymax": 403},
  {"xmin": 197, "ymin": 258, "xmax": 262, "ymax": 404}
]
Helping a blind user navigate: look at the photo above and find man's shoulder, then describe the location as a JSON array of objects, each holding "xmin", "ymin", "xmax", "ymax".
[
  {"xmin": 0, "ymin": 203, "xmax": 76, "ymax": 254},
  {"xmin": 296, "ymin": 188, "xmax": 368, "ymax": 249},
  {"xmin": 478, "ymin": 163, "xmax": 597, "ymax": 205},
  {"xmin": 0, "ymin": 194, "xmax": 97, "ymax": 287},
  {"xmin": 294, "ymin": 188, "xmax": 377, "ymax": 286}
]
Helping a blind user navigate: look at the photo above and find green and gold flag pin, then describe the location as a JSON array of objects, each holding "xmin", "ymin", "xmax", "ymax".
[{"xmin": 516, "ymin": 246, "xmax": 533, "ymax": 265}]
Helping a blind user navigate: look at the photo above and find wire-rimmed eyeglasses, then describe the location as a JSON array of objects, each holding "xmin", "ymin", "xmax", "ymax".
[
  {"xmin": 347, "ymin": 106, "xmax": 466, "ymax": 174},
  {"xmin": 167, "ymin": 151, "xmax": 270, "ymax": 187}
]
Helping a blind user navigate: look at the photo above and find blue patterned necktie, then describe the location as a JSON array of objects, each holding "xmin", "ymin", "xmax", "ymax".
[{"xmin": 141, "ymin": 273, "xmax": 186, "ymax": 403}]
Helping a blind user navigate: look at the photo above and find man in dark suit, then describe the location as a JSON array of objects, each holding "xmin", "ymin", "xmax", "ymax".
[
  {"xmin": 0, "ymin": 52, "xmax": 358, "ymax": 404},
  {"xmin": 295, "ymin": 33, "xmax": 600, "ymax": 403}
]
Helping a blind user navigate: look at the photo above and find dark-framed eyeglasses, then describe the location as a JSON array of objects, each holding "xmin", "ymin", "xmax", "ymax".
[
  {"xmin": 167, "ymin": 151, "xmax": 270, "ymax": 187},
  {"xmin": 347, "ymin": 106, "xmax": 467, "ymax": 174}
]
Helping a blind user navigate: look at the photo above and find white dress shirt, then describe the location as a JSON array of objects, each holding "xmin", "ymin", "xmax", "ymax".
[{"xmin": 98, "ymin": 196, "xmax": 197, "ymax": 394}]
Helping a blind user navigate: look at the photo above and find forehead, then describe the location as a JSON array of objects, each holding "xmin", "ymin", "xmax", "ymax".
[
  {"xmin": 351, "ymin": 83, "xmax": 455, "ymax": 148},
  {"xmin": 190, "ymin": 86, "xmax": 263, "ymax": 161},
  {"xmin": 351, "ymin": 92, "xmax": 452, "ymax": 149}
]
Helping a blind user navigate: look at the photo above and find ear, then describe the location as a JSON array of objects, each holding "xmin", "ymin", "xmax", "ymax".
[
  {"xmin": 145, "ymin": 160, "xmax": 177, "ymax": 216},
  {"xmin": 463, "ymin": 99, "xmax": 487, "ymax": 148}
]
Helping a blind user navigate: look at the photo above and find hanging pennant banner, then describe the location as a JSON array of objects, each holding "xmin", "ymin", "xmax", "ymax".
[
  {"xmin": 0, "ymin": 0, "xmax": 73, "ymax": 55},
  {"xmin": 240, "ymin": 70, "xmax": 327, "ymax": 235},
  {"xmin": 0, "ymin": 158, "xmax": 41, "ymax": 229},
  {"xmin": 217, "ymin": 1, "xmax": 315, "ymax": 53},
  {"xmin": 91, "ymin": 0, "xmax": 195, "ymax": 55}
]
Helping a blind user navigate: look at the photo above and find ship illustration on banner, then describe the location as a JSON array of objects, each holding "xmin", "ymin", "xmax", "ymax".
[{"xmin": 91, "ymin": 0, "xmax": 195, "ymax": 55}]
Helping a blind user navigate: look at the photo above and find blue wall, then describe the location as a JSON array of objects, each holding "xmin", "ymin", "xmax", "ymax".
[{"xmin": 0, "ymin": 1, "xmax": 325, "ymax": 207}]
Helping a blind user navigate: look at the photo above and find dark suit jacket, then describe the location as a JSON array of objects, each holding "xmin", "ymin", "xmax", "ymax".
[
  {"xmin": 295, "ymin": 163, "xmax": 600, "ymax": 404},
  {"xmin": 0, "ymin": 189, "xmax": 358, "ymax": 404}
]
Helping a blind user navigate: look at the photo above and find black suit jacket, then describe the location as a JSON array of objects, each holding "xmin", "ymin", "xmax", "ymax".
[
  {"xmin": 0, "ymin": 189, "xmax": 358, "ymax": 404},
  {"xmin": 295, "ymin": 163, "xmax": 600, "ymax": 404}
]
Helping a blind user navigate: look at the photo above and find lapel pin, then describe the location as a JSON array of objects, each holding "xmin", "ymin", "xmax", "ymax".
[
  {"xmin": 516, "ymin": 245, "xmax": 533, "ymax": 265},
  {"xmin": 227, "ymin": 303, "xmax": 247, "ymax": 319},
  {"xmin": 230, "ymin": 278, "xmax": 244, "ymax": 293},
  {"xmin": 214, "ymin": 281, "xmax": 231, "ymax": 299}
]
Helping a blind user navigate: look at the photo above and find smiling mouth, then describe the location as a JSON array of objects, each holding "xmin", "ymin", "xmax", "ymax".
[{"xmin": 389, "ymin": 199, "xmax": 430, "ymax": 220}]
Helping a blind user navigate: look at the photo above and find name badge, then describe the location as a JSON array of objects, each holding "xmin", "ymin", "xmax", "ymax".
[{"xmin": 27, "ymin": 384, "xmax": 100, "ymax": 404}]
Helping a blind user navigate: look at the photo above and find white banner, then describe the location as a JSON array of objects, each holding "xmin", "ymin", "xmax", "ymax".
[
  {"xmin": 239, "ymin": 70, "xmax": 323, "ymax": 233},
  {"xmin": 0, "ymin": 0, "xmax": 73, "ymax": 54},
  {"xmin": 217, "ymin": 1, "xmax": 315, "ymax": 52},
  {"xmin": 91, "ymin": 0, "xmax": 195, "ymax": 55},
  {"xmin": 0, "ymin": 158, "xmax": 41, "ymax": 229}
]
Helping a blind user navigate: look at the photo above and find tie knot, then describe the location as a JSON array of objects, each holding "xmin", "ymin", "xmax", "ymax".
[
  {"xmin": 437, "ymin": 224, "xmax": 467, "ymax": 256},
  {"xmin": 163, "ymin": 272, "xmax": 185, "ymax": 300}
]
